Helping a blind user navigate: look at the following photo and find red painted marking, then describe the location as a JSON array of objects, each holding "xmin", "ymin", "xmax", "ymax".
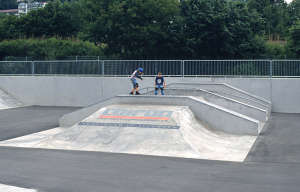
[{"xmin": 99, "ymin": 115, "xmax": 169, "ymax": 121}]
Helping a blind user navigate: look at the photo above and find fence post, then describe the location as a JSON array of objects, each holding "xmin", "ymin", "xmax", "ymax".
[
  {"xmin": 270, "ymin": 59, "xmax": 273, "ymax": 78},
  {"xmin": 102, "ymin": 60, "xmax": 105, "ymax": 76},
  {"xmin": 31, "ymin": 61, "xmax": 35, "ymax": 75},
  {"xmin": 269, "ymin": 59, "xmax": 273, "ymax": 106},
  {"xmin": 97, "ymin": 56, "xmax": 100, "ymax": 75},
  {"xmin": 49, "ymin": 61, "xmax": 53, "ymax": 74},
  {"xmin": 181, "ymin": 60, "xmax": 185, "ymax": 77}
]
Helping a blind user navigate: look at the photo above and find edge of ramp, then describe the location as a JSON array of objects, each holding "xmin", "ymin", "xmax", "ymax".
[{"xmin": 59, "ymin": 97, "xmax": 118, "ymax": 127}]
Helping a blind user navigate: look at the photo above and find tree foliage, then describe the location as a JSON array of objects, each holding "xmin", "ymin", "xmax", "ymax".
[
  {"xmin": 247, "ymin": 0, "xmax": 291, "ymax": 40},
  {"xmin": 288, "ymin": 0, "xmax": 300, "ymax": 26},
  {"xmin": 0, "ymin": 15, "xmax": 22, "ymax": 41},
  {"xmin": 0, "ymin": 0, "xmax": 17, "ymax": 10},
  {"xmin": 19, "ymin": 0, "xmax": 81, "ymax": 38},
  {"xmin": 0, "ymin": 37, "xmax": 104, "ymax": 60},
  {"xmin": 181, "ymin": 0, "xmax": 265, "ymax": 59},
  {"xmin": 287, "ymin": 21, "xmax": 300, "ymax": 58},
  {"xmin": 79, "ymin": 0, "xmax": 181, "ymax": 59},
  {"xmin": 0, "ymin": 0, "xmax": 298, "ymax": 59}
]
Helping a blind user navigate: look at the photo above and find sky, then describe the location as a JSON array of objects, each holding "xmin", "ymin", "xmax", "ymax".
[{"xmin": 286, "ymin": 0, "xmax": 293, "ymax": 3}]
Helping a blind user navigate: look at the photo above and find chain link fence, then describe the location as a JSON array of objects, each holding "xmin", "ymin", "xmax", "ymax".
[{"xmin": 0, "ymin": 60, "xmax": 299, "ymax": 77}]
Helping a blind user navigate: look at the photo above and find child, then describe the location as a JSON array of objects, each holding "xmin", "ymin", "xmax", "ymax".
[
  {"xmin": 129, "ymin": 67, "xmax": 143, "ymax": 95},
  {"xmin": 155, "ymin": 72, "xmax": 166, "ymax": 95}
]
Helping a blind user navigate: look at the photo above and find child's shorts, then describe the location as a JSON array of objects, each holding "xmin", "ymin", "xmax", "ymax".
[
  {"xmin": 131, "ymin": 78, "xmax": 138, "ymax": 88},
  {"xmin": 155, "ymin": 85, "xmax": 164, "ymax": 90}
]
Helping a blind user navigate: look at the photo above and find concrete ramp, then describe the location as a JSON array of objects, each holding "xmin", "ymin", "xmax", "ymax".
[
  {"xmin": 145, "ymin": 88, "xmax": 269, "ymax": 122},
  {"xmin": 0, "ymin": 88, "xmax": 23, "ymax": 109},
  {"xmin": 168, "ymin": 83, "xmax": 271, "ymax": 110},
  {"xmin": 0, "ymin": 83, "xmax": 268, "ymax": 162},
  {"xmin": 60, "ymin": 95, "xmax": 261, "ymax": 135},
  {"xmin": 0, "ymin": 104, "xmax": 256, "ymax": 162}
]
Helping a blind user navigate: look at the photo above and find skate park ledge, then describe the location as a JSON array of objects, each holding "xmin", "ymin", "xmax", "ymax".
[
  {"xmin": 60, "ymin": 95, "xmax": 262, "ymax": 136},
  {"xmin": 142, "ymin": 87, "xmax": 269, "ymax": 122}
]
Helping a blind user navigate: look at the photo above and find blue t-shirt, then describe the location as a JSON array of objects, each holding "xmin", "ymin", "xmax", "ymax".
[{"xmin": 155, "ymin": 76, "xmax": 164, "ymax": 86}]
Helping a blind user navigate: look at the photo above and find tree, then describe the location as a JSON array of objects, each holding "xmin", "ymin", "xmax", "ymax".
[
  {"xmin": 287, "ymin": 21, "xmax": 300, "ymax": 58},
  {"xmin": 247, "ymin": 0, "xmax": 289, "ymax": 40},
  {"xmin": 79, "ymin": 0, "xmax": 182, "ymax": 59},
  {"xmin": 0, "ymin": 0, "xmax": 17, "ymax": 10},
  {"xmin": 180, "ymin": 0, "xmax": 265, "ymax": 59},
  {"xmin": 0, "ymin": 15, "xmax": 23, "ymax": 41},
  {"xmin": 287, "ymin": 0, "xmax": 300, "ymax": 26},
  {"xmin": 227, "ymin": 1, "xmax": 266, "ymax": 58},
  {"xmin": 0, "ymin": 37, "xmax": 104, "ymax": 60},
  {"xmin": 181, "ymin": 0, "xmax": 229, "ymax": 58},
  {"xmin": 19, "ymin": 0, "xmax": 81, "ymax": 38}
]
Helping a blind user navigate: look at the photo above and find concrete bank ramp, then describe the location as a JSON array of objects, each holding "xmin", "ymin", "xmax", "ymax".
[
  {"xmin": 0, "ymin": 104, "xmax": 256, "ymax": 162},
  {"xmin": 0, "ymin": 88, "xmax": 23, "ymax": 110}
]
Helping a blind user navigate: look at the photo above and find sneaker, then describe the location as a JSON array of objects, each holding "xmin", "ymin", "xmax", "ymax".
[
  {"xmin": 129, "ymin": 92, "xmax": 134, "ymax": 95},
  {"xmin": 136, "ymin": 91, "xmax": 141, "ymax": 95}
]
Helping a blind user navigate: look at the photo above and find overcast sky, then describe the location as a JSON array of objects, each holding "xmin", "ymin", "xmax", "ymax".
[{"xmin": 286, "ymin": 0, "xmax": 293, "ymax": 3}]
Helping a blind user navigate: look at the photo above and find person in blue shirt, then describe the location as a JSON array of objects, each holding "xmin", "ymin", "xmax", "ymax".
[
  {"xmin": 155, "ymin": 72, "xmax": 166, "ymax": 95},
  {"xmin": 129, "ymin": 67, "xmax": 143, "ymax": 95}
]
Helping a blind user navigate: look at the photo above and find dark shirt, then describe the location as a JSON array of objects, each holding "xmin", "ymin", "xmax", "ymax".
[{"xmin": 155, "ymin": 76, "xmax": 164, "ymax": 86}]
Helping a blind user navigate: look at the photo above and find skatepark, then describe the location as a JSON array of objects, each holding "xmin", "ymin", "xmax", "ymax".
[{"xmin": 0, "ymin": 61, "xmax": 300, "ymax": 191}]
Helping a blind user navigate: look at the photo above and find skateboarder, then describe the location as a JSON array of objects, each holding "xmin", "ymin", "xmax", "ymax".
[
  {"xmin": 129, "ymin": 67, "xmax": 143, "ymax": 95},
  {"xmin": 155, "ymin": 72, "xmax": 166, "ymax": 95}
]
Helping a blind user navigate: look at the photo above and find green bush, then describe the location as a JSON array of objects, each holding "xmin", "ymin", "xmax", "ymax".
[
  {"xmin": 0, "ymin": 38, "xmax": 104, "ymax": 60},
  {"xmin": 264, "ymin": 41, "xmax": 288, "ymax": 59}
]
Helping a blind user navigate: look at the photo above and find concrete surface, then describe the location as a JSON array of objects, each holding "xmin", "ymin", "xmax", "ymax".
[
  {"xmin": 0, "ymin": 105, "xmax": 256, "ymax": 162},
  {"xmin": 0, "ymin": 140, "xmax": 299, "ymax": 192},
  {"xmin": 0, "ymin": 107, "xmax": 299, "ymax": 192},
  {"xmin": 0, "ymin": 184, "xmax": 37, "ymax": 192},
  {"xmin": 0, "ymin": 88, "xmax": 23, "ymax": 110},
  {"xmin": 0, "ymin": 76, "xmax": 299, "ymax": 113},
  {"xmin": 246, "ymin": 113, "xmax": 300, "ymax": 163},
  {"xmin": 60, "ymin": 95, "xmax": 261, "ymax": 135},
  {"xmin": 271, "ymin": 79, "xmax": 300, "ymax": 113},
  {"xmin": 0, "ymin": 76, "xmax": 273, "ymax": 108},
  {"xmin": 0, "ymin": 106, "xmax": 80, "ymax": 141}
]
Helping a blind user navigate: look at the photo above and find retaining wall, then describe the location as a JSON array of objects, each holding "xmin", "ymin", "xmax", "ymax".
[{"xmin": 0, "ymin": 76, "xmax": 298, "ymax": 113}]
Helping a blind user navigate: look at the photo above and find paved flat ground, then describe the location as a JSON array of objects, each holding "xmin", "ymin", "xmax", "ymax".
[
  {"xmin": 246, "ymin": 113, "xmax": 300, "ymax": 163},
  {"xmin": 0, "ymin": 106, "xmax": 80, "ymax": 141},
  {"xmin": 0, "ymin": 109, "xmax": 299, "ymax": 192},
  {"xmin": 0, "ymin": 146, "xmax": 299, "ymax": 192}
]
